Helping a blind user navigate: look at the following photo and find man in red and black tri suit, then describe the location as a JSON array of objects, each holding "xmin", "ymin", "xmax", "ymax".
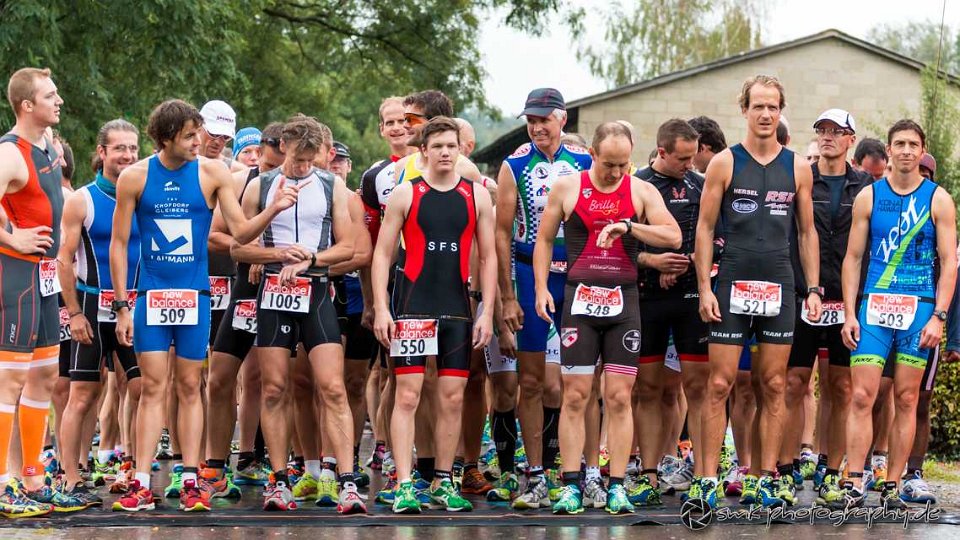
[{"xmin": 372, "ymin": 117, "xmax": 497, "ymax": 513}]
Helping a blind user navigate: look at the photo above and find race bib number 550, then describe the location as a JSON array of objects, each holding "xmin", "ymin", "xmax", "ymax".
[
  {"xmin": 729, "ymin": 281, "xmax": 782, "ymax": 317},
  {"xmin": 866, "ymin": 293, "xmax": 918, "ymax": 330},
  {"xmin": 390, "ymin": 319, "xmax": 439, "ymax": 357},
  {"xmin": 260, "ymin": 275, "xmax": 311, "ymax": 313},
  {"xmin": 146, "ymin": 289, "xmax": 199, "ymax": 326},
  {"xmin": 571, "ymin": 284, "xmax": 624, "ymax": 317}
]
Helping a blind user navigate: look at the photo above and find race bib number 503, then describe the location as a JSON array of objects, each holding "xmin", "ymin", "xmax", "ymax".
[
  {"xmin": 866, "ymin": 293, "xmax": 918, "ymax": 330},
  {"xmin": 390, "ymin": 319, "xmax": 439, "ymax": 357},
  {"xmin": 146, "ymin": 289, "xmax": 199, "ymax": 326},
  {"xmin": 729, "ymin": 281, "xmax": 782, "ymax": 317}
]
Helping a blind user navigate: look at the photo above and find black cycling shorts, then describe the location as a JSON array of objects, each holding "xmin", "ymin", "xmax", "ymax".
[
  {"xmin": 256, "ymin": 276, "xmax": 341, "ymax": 352},
  {"xmin": 920, "ymin": 346, "xmax": 940, "ymax": 392},
  {"xmin": 212, "ymin": 295, "xmax": 258, "ymax": 360},
  {"xmin": 70, "ymin": 292, "xmax": 139, "ymax": 382},
  {"xmin": 393, "ymin": 318, "xmax": 471, "ymax": 377},
  {"xmin": 788, "ymin": 301, "xmax": 848, "ymax": 369},
  {"xmin": 639, "ymin": 293, "xmax": 708, "ymax": 364},
  {"xmin": 711, "ymin": 253, "xmax": 795, "ymax": 346},
  {"xmin": 560, "ymin": 284, "xmax": 641, "ymax": 376},
  {"xmin": 343, "ymin": 313, "xmax": 377, "ymax": 362}
]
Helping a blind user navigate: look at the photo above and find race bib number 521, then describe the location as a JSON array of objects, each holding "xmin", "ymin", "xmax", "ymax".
[
  {"xmin": 146, "ymin": 289, "xmax": 199, "ymax": 326},
  {"xmin": 866, "ymin": 293, "xmax": 918, "ymax": 330},
  {"xmin": 571, "ymin": 284, "xmax": 624, "ymax": 317},
  {"xmin": 390, "ymin": 319, "xmax": 439, "ymax": 357},
  {"xmin": 260, "ymin": 275, "xmax": 311, "ymax": 313},
  {"xmin": 729, "ymin": 281, "xmax": 782, "ymax": 317}
]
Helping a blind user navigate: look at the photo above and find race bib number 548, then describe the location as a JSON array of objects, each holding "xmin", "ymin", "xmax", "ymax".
[
  {"xmin": 571, "ymin": 284, "xmax": 624, "ymax": 317},
  {"xmin": 866, "ymin": 293, "xmax": 918, "ymax": 330},
  {"xmin": 146, "ymin": 289, "xmax": 199, "ymax": 326},
  {"xmin": 729, "ymin": 281, "xmax": 782, "ymax": 317},
  {"xmin": 390, "ymin": 319, "xmax": 439, "ymax": 357}
]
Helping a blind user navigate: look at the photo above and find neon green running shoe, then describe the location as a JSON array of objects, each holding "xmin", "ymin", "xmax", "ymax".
[
  {"xmin": 292, "ymin": 473, "xmax": 319, "ymax": 501},
  {"xmin": 605, "ymin": 484, "xmax": 635, "ymax": 514},
  {"xmin": 627, "ymin": 475, "xmax": 662, "ymax": 506},
  {"xmin": 739, "ymin": 474, "xmax": 759, "ymax": 505},
  {"xmin": 552, "ymin": 484, "xmax": 584, "ymax": 514},
  {"xmin": 545, "ymin": 469, "xmax": 563, "ymax": 501},
  {"xmin": 392, "ymin": 480, "xmax": 421, "ymax": 514},
  {"xmin": 316, "ymin": 475, "xmax": 338, "ymax": 507},
  {"xmin": 428, "ymin": 479, "xmax": 473, "ymax": 511},
  {"xmin": 486, "ymin": 471, "xmax": 519, "ymax": 501},
  {"xmin": 164, "ymin": 466, "xmax": 183, "ymax": 498}
]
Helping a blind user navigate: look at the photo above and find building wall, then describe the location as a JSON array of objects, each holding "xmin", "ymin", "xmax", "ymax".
[{"xmin": 576, "ymin": 38, "xmax": 960, "ymax": 161}]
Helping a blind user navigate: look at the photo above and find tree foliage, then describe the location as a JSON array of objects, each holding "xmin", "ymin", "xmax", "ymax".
[
  {"xmin": 576, "ymin": 0, "xmax": 765, "ymax": 88},
  {"xmin": 0, "ymin": 0, "xmax": 565, "ymax": 186},
  {"xmin": 867, "ymin": 21, "xmax": 960, "ymax": 75}
]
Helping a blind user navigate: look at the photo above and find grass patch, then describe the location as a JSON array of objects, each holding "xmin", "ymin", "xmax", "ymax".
[{"xmin": 922, "ymin": 460, "xmax": 960, "ymax": 482}]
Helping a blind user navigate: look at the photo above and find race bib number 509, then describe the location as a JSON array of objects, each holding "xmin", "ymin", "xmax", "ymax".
[
  {"xmin": 390, "ymin": 319, "xmax": 439, "ymax": 357},
  {"xmin": 146, "ymin": 289, "xmax": 199, "ymax": 326},
  {"xmin": 729, "ymin": 281, "xmax": 782, "ymax": 317}
]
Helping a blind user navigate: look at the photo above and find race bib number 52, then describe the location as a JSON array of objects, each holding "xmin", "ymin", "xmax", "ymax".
[
  {"xmin": 231, "ymin": 299, "xmax": 258, "ymax": 334},
  {"xmin": 260, "ymin": 275, "xmax": 311, "ymax": 313},
  {"xmin": 146, "ymin": 289, "xmax": 199, "ymax": 326},
  {"xmin": 39, "ymin": 259, "xmax": 61, "ymax": 297},
  {"xmin": 571, "ymin": 284, "xmax": 624, "ymax": 317},
  {"xmin": 729, "ymin": 281, "xmax": 782, "ymax": 317},
  {"xmin": 866, "ymin": 293, "xmax": 918, "ymax": 330},
  {"xmin": 390, "ymin": 319, "xmax": 439, "ymax": 357}
]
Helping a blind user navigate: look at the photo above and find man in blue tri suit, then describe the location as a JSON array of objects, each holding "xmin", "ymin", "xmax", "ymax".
[
  {"xmin": 109, "ymin": 99, "xmax": 306, "ymax": 513},
  {"xmin": 840, "ymin": 119, "xmax": 957, "ymax": 509},
  {"xmin": 495, "ymin": 88, "xmax": 592, "ymax": 508}
]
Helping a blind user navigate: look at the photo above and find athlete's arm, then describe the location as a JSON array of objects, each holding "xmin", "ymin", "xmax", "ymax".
[
  {"xmin": 278, "ymin": 178, "xmax": 356, "ymax": 282},
  {"xmin": 840, "ymin": 187, "xmax": 872, "ymax": 350},
  {"xmin": 212, "ymin": 161, "xmax": 305, "ymax": 245},
  {"xmin": 228, "ymin": 176, "xmax": 286, "ymax": 265},
  {"xmin": 494, "ymin": 162, "xmax": 522, "ymax": 332},
  {"xmin": 694, "ymin": 150, "xmax": 732, "ymax": 322},
  {"xmin": 597, "ymin": 179, "xmax": 681, "ymax": 249},
  {"xmin": 794, "ymin": 157, "xmax": 822, "ymax": 321},
  {"xmin": 922, "ymin": 187, "xmax": 958, "ymax": 349},
  {"xmin": 0, "ymin": 143, "xmax": 54, "ymax": 254},
  {"xmin": 328, "ymin": 192, "xmax": 372, "ymax": 277},
  {"xmin": 372, "ymin": 182, "xmax": 412, "ymax": 347},
  {"xmin": 473, "ymin": 185, "xmax": 497, "ymax": 349},
  {"xmin": 533, "ymin": 174, "xmax": 573, "ymax": 324},
  {"xmin": 57, "ymin": 191, "xmax": 93, "ymax": 345},
  {"xmin": 110, "ymin": 163, "xmax": 146, "ymax": 347},
  {"xmin": 209, "ymin": 169, "xmax": 247, "ymax": 254}
]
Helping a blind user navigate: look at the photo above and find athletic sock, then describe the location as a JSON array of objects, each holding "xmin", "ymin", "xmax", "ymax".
[
  {"xmin": 171, "ymin": 453, "xmax": 183, "ymax": 461},
  {"xmin": 305, "ymin": 460, "xmax": 322, "ymax": 480},
  {"xmin": 818, "ymin": 454, "xmax": 829, "ymax": 467},
  {"xmin": 98, "ymin": 450, "xmax": 113, "ymax": 464},
  {"xmin": 338, "ymin": 472, "xmax": 355, "ymax": 488},
  {"xmin": 792, "ymin": 458, "xmax": 801, "ymax": 473},
  {"xmin": 0, "ymin": 403, "xmax": 15, "ymax": 479},
  {"xmin": 320, "ymin": 457, "xmax": 337, "ymax": 480},
  {"xmin": 826, "ymin": 468, "xmax": 840, "ymax": 477},
  {"xmin": 135, "ymin": 472, "xmax": 151, "ymax": 490},
  {"xmin": 353, "ymin": 445, "xmax": 360, "ymax": 466},
  {"xmin": 417, "ymin": 457, "xmax": 435, "ymax": 482},
  {"xmin": 273, "ymin": 471, "xmax": 289, "ymax": 485},
  {"xmin": 182, "ymin": 467, "xmax": 198, "ymax": 484},
  {"xmin": 492, "ymin": 408, "xmax": 518, "ymax": 472},
  {"xmin": 18, "ymin": 396, "xmax": 51, "ymax": 477},
  {"xmin": 609, "ymin": 476, "xmax": 623, "ymax": 487},
  {"xmin": 529, "ymin": 465, "xmax": 544, "ymax": 481},
  {"xmin": 542, "ymin": 406, "xmax": 561, "ymax": 468},
  {"xmin": 778, "ymin": 463, "xmax": 794, "ymax": 479},
  {"xmin": 562, "ymin": 471, "xmax": 580, "ymax": 486},
  {"xmin": 434, "ymin": 469, "xmax": 452, "ymax": 482},
  {"xmin": 237, "ymin": 452, "xmax": 256, "ymax": 471},
  {"xmin": 206, "ymin": 459, "xmax": 226, "ymax": 471}
]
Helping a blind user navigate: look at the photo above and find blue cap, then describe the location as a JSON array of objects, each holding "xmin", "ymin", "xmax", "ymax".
[{"xmin": 233, "ymin": 127, "xmax": 262, "ymax": 158}]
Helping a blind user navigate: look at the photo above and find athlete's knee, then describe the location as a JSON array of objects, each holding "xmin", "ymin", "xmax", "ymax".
[
  {"xmin": 784, "ymin": 370, "xmax": 808, "ymax": 404},
  {"xmin": 519, "ymin": 370, "xmax": 543, "ymax": 398},
  {"xmin": 66, "ymin": 386, "xmax": 99, "ymax": 413},
  {"xmin": 261, "ymin": 377, "xmax": 288, "ymax": 408},
  {"xmin": 207, "ymin": 371, "xmax": 235, "ymax": 403},
  {"xmin": 562, "ymin": 384, "xmax": 591, "ymax": 411},
  {"xmin": 394, "ymin": 384, "xmax": 421, "ymax": 414},
  {"xmin": 291, "ymin": 368, "xmax": 314, "ymax": 395},
  {"xmin": 682, "ymin": 377, "xmax": 706, "ymax": 404},
  {"xmin": 893, "ymin": 385, "xmax": 920, "ymax": 412},
  {"xmin": 175, "ymin": 375, "xmax": 203, "ymax": 404},
  {"xmin": 707, "ymin": 374, "xmax": 735, "ymax": 402},
  {"xmin": 603, "ymin": 384, "xmax": 632, "ymax": 414},
  {"xmin": 343, "ymin": 374, "xmax": 366, "ymax": 404},
  {"xmin": 849, "ymin": 384, "xmax": 877, "ymax": 414},
  {"xmin": 829, "ymin": 372, "xmax": 852, "ymax": 404},
  {"xmin": 759, "ymin": 370, "xmax": 786, "ymax": 399},
  {"xmin": 635, "ymin": 374, "xmax": 662, "ymax": 403},
  {"xmin": 316, "ymin": 376, "xmax": 348, "ymax": 407},
  {"xmin": 437, "ymin": 385, "xmax": 465, "ymax": 413}
]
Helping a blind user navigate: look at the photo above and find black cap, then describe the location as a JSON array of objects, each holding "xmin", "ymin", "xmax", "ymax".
[
  {"xmin": 333, "ymin": 141, "xmax": 350, "ymax": 159},
  {"xmin": 519, "ymin": 88, "xmax": 565, "ymax": 118}
]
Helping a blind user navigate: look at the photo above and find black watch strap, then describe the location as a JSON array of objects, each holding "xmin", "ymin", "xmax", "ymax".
[
  {"xmin": 806, "ymin": 286, "xmax": 824, "ymax": 299},
  {"xmin": 111, "ymin": 299, "xmax": 130, "ymax": 312}
]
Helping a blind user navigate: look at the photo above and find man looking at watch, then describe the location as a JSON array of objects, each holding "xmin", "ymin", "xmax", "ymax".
[{"xmin": 840, "ymin": 119, "xmax": 957, "ymax": 509}]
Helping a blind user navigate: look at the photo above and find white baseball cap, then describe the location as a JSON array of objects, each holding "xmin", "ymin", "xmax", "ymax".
[
  {"xmin": 200, "ymin": 100, "xmax": 237, "ymax": 138},
  {"xmin": 814, "ymin": 109, "xmax": 856, "ymax": 133}
]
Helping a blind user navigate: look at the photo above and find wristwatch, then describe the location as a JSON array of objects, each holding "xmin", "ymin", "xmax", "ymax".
[
  {"xmin": 934, "ymin": 310, "xmax": 948, "ymax": 322},
  {"xmin": 111, "ymin": 299, "xmax": 130, "ymax": 313},
  {"xmin": 621, "ymin": 219, "xmax": 633, "ymax": 234},
  {"xmin": 806, "ymin": 286, "xmax": 824, "ymax": 299}
]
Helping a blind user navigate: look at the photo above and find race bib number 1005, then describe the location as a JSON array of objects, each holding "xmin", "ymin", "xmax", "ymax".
[
  {"xmin": 729, "ymin": 281, "xmax": 782, "ymax": 317},
  {"xmin": 146, "ymin": 289, "xmax": 199, "ymax": 326},
  {"xmin": 390, "ymin": 319, "xmax": 439, "ymax": 357},
  {"xmin": 260, "ymin": 275, "xmax": 311, "ymax": 313},
  {"xmin": 866, "ymin": 293, "xmax": 918, "ymax": 330}
]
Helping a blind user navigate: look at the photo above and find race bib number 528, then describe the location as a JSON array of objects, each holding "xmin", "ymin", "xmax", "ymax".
[
  {"xmin": 146, "ymin": 289, "xmax": 199, "ymax": 326},
  {"xmin": 390, "ymin": 319, "xmax": 439, "ymax": 357},
  {"xmin": 729, "ymin": 281, "xmax": 782, "ymax": 317}
]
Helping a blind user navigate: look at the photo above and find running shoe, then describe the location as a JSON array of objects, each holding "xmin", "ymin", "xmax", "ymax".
[
  {"xmin": 92, "ymin": 458, "xmax": 118, "ymax": 486},
  {"xmin": 164, "ymin": 464, "xmax": 184, "ymax": 498},
  {"xmin": 316, "ymin": 475, "xmax": 339, "ymax": 507},
  {"xmin": 286, "ymin": 460, "xmax": 305, "ymax": 486},
  {"xmin": 627, "ymin": 475, "xmax": 662, "ymax": 506},
  {"xmin": 263, "ymin": 481, "xmax": 297, "ymax": 511},
  {"xmin": 900, "ymin": 471, "xmax": 937, "ymax": 505},
  {"xmin": 871, "ymin": 460, "xmax": 888, "ymax": 492},
  {"xmin": 79, "ymin": 468, "xmax": 95, "ymax": 489},
  {"xmin": 428, "ymin": 478, "xmax": 473, "ymax": 511},
  {"xmin": 661, "ymin": 457, "xmax": 694, "ymax": 493},
  {"xmin": 336, "ymin": 481, "xmax": 367, "ymax": 514},
  {"xmin": 758, "ymin": 476, "xmax": 786, "ymax": 508},
  {"xmin": 486, "ymin": 471, "xmax": 519, "ymax": 502},
  {"xmin": 112, "ymin": 479, "xmax": 155, "ymax": 512},
  {"xmin": 479, "ymin": 447, "xmax": 498, "ymax": 473},
  {"xmin": 686, "ymin": 477, "xmax": 721, "ymax": 509},
  {"xmin": 880, "ymin": 481, "xmax": 905, "ymax": 510},
  {"xmin": 353, "ymin": 456, "xmax": 370, "ymax": 488},
  {"xmin": 739, "ymin": 474, "xmax": 759, "ymax": 505},
  {"xmin": 41, "ymin": 448, "xmax": 59, "ymax": 477},
  {"xmin": 812, "ymin": 463, "xmax": 827, "ymax": 489},
  {"xmin": 461, "ymin": 467, "xmax": 493, "ymax": 495},
  {"xmin": 551, "ymin": 484, "xmax": 584, "ymax": 514},
  {"xmin": 725, "ymin": 466, "xmax": 746, "ymax": 497},
  {"xmin": 199, "ymin": 467, "xmax": 241, "ymax": 499},
  {"xmin": 0, "ymin": 482, "xmax": 53, "ymax": 518},
  {"xmin": 606, "ymin": 484, "xmax": 634, "ymax": 514},
  {"xmin": 839, "ymin": 481, "xmax": 865, "ymax": 509},
  {"xmin": 151, "ymin": 460, "xmax": 161, "ymax": 472},
  {"xmin": 392, "ymin": 480, "xmax": 421, "ymax": 514},
  {"xmin": 179, "ymin": 479, "xmax": 210, "ymax": 512},
  {"xmin": 291, "ymin": 473, "xmax": 319, "ymax": 501},
  {"xmin": 22, "ymin": 481, "xmax": 87, "ymax": 513},
  {"xmin": 791, "ymin": 468, "xmax": 806, "ymax": 491},
  {"xmin": 375, "ymin": 473, "xmax": 398, "ymax": 504},
  {"xmin": 862, "ymin": 467, "xmax": 876, "ymax": 492},
  {"xmin": 719, "ymin": 444, "xmax": 735, "ymax": 478},
  {"xmin": 799, "ymin": 451, "xmax": 818, "ymax": 481},
  {"xmin": 775, "ymin": 473, "xmax": 798, "ymax": 505},
  {"xmin": 512, "ymin": 478, "xmax": 550, "ymax": 509},
  {"xmin": 234, "ymin": 461, "xmax": 270, "ymax": 486},
  {"xmin": 816, "ymin": 473, "xmax": 845, "ymax": 508},
  {"xmin": 545, "ymin": 469, "xmax": 563, "ymax": 501},
  {"xmin": 366, "ymin": 442, "xmax": 386, "ymax": 471},
  {"xmin": 583, "ymin": 477, "xmax": 608, "ymax": 508},
  {"xmin": 67, "ymin": 482, "xmax": 103, "ymax": 508},
  {"xmin": 155, "ymin": 429, "xmax": 174, "ymax": 460},
  {"xmin": 598, "ymin": 447, "xmax": 610, "ymax": 477}
]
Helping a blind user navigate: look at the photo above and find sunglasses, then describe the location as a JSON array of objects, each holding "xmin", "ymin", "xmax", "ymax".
[
  {"xmin": 203, "ymin": 127, "xmax": 233, "ymax": 142},
  {"xmin": 262, "ymin": 137, "xmax": 281, "ymax": 149},
  {"xmin": 404, "ymin": 112, "xmax": 428, "ymax": 126}
]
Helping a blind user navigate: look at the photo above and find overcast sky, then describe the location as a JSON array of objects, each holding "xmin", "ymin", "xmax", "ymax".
[{"xmin": 479, "ymin": 0, "xmax": 957, "ymax": 115}]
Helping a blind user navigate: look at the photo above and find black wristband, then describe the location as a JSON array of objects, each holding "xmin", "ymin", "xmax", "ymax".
[{"xmin": 310, "ymin": 253, "xmax": 317, "ymax": 267}]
